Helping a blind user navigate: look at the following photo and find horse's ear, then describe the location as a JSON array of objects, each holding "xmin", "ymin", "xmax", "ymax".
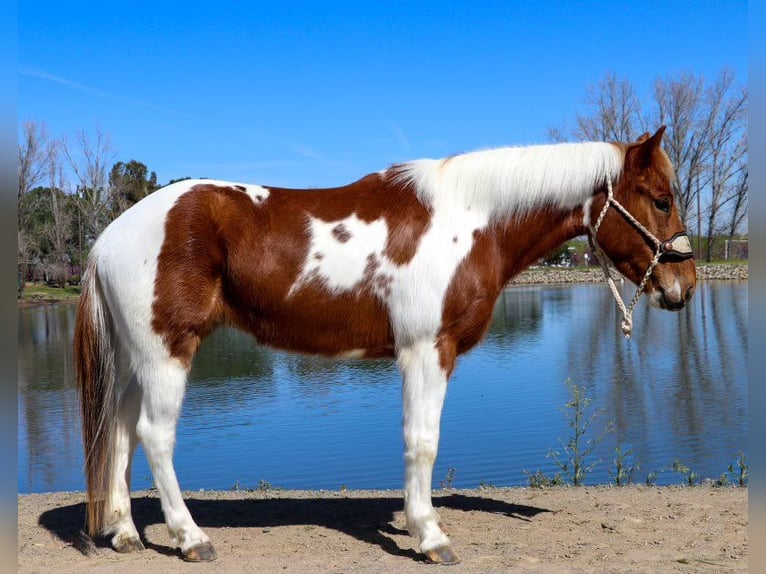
[
  {"xmin": 636, "ymin": 132, "xmax": 651, "ymax": 143},
  {"xmin": 648, "ymin": 125, "xmax": 666, "ymax": 146},
  {"xmin": 628, "ymin": 126, "xmax": 666, "ymax": 168}
]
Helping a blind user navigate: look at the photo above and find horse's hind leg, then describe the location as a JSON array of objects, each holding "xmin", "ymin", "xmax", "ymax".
[
  {"xmin": 104, "ymin": 377, "xmax": 144, "ymax": 552},
  {"xmin": 135, "ymin": 358, "xmax": 216, "ymax": 561}
]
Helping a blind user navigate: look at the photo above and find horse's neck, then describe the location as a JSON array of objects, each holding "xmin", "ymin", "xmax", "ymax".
[{"xmin": 494, "ymin": 206, "xmax": 586, "ymax": 284}]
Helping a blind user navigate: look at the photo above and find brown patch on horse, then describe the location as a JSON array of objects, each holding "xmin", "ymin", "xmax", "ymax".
[
  {"xmin": 436, "ymin": 335, "xmax": 457, "ymax": 378},
  {"xmin": 379, "ymin": 170, "xmax": 432, "ymax": 265},
  {"xmin": 438, "ymin": 208, "xmax": 584, "ymax": 360},
  {"xmin": 152, "ymin": 174, "xmax": 431, "ymax": 364},
  {"xmin": 152, "ymin": 185, "xmax": 231, "ymax": 368},
  {"xmin": 332, "ymin": 223, "xmax": 351, "ymax": 243}
]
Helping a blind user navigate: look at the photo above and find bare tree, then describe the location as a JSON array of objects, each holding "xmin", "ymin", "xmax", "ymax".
[
  {"xmin": 652, "ymin": 73, "xmax": 709, "ymax": 224},
  {"xmin": 551, "ymin": 68, "xmax": 748, "ymax": 258},
  {"xmin": 61, "ymin": 128, "xmax": 114, "ymax": 243},
  {"xmin": 18, "ymin": 121, "xmax": 51, "ymax": 199},
  {"xmin": 724, "ymin": 153, "xmax": 748, "ymax": 239},
  {"xmin": 42, "ymin": 143, "xmax": 74, "ymax": 285},
  {"xmin": 700, "ymin": 71, "xmax": 747, "ymax": 260},
  {"xmin": 18, "ymin": 121, "xmax": 56, "ymax": 290},
  {"xmin": 574, "ymin": 73, "xmax": 645, "ymax": 143}
]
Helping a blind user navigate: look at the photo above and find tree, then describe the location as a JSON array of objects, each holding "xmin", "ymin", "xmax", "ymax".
[
  {"xmin": 700, "ymin": 71, "xmax": 747, "ymax": 260},
  {"xmin": 43, "ymin": 144, "xmax": 75, "ymax": 286},
  {"xmin": 724, "ymin": 161, "xmax": 747, "ymax": 239},
  {"xmin": 18, "ymin": 123, "xmax": 169, "ymax": 288},
  {"xmin": 108, "ymin": 160, "xmax": 159, "ymax": 217},
  {"xmin": 19, "ymin": 141, "xmax": 77, "ymax": 286},
  {"xmin": 569, "ymin": 73, "xmax": 645, "ymax": 143},
  {"xmin": 652, "ymin": 73, "xmax": 708, "ymax": 224},
  {"xmin": 18, "ymin": 122, "xmax": 52, "ymax": 199},
  {"xmin": 61, "ymin": 128, "xmax": 114, "ymax": 244},
  {"xmin": 550, "ymin": 69, "xmax": 748, "ymax": 257},
  {"xmin": 18, "ymin": 121, "xmax": 55, "ymax": 291}
]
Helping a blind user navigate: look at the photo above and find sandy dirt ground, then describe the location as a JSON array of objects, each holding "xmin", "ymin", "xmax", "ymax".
[{"xmin": 18, "ymin": 486, "xmax": 746, "ymax": 573}]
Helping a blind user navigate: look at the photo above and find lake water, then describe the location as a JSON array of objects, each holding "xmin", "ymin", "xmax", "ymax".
[{"xmin": 18, "ymin": 280, "xmax": 748, "ymax": 493}]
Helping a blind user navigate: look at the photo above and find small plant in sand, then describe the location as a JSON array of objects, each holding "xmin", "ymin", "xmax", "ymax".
[
  {"xmin": 672, "ymin": 459, "xmax": 700, "ymax": 486},
  {"xmin": 439, "ymin": 467, "xmax": 456, "ymax": 489},
  {"xmin": 611, "ymin": 446, "xmax": 640, "ymax": 486},
  {"xmin": 713, "ymin": 472, "xmax": 731, "ymax": 487},
  {"xmin": 714, "ymin": 450, "xmax": 748, "ymax": 487},
  {"xmin": 257, "ymin": 479, "xmax": 274, "ymax": 491},
  {"xmin": 728, "ymin": 450, "xmax": 748, "ymax": 487},
  {"xmin": 523, "ymin": 469, "xmax": 564, "ymax": 488},
  {"xmin": 547, "ymin": 378, "xmax": 613, "ymax": 486}
]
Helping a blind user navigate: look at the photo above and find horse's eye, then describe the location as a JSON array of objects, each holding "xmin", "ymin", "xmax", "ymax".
[{"xmin": 654, "ymin": 198, "xmax": 671, "ymax": 213}]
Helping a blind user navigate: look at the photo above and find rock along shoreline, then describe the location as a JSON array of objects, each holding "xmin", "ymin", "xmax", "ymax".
[{"xmin": 510, "ymin": 262, "xmax": 748, "ymax": 286}]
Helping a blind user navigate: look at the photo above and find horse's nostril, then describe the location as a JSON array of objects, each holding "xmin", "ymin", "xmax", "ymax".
[{"xmin": 685, "ymin": 285, "xmax": 694, "ymax": 303}]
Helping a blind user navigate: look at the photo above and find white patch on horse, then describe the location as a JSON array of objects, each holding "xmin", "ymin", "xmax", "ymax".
[
  {"xmin": 334, "ymin": 349, "xmax": 367, "ymax": 359},
  {"xmin": 239, "ymin": 183, "xmax": 270, "ymax": 204},
  {"xmin": 290, "ymin": 214, "xmax": 390, "ymax": 295},
  {"xmin": 582, "ymin": 197, "xmax": 594, "ymax": 228},
  {"xmin": 386, "ymin": 206, "xmax": 489, "ymax": 346}
]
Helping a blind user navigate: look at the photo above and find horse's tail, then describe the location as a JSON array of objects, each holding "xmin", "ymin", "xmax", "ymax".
[{"xmin": 74, "ymin": 258, "xmax": 117, "ymax": 537}]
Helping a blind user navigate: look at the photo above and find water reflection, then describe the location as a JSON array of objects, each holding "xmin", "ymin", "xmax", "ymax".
[
  {"xmin": 18, "ymin": 303, "xmax": 82, "ymax": 492},
  {"xmin": 18, "ymin": 281, "xmax": 747, "ymax": 493}
]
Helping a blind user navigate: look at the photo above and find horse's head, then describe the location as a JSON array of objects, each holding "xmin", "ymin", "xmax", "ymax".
[{"xmin": 589, "ymin": 126, "xmax": 696, "ymax": 311}]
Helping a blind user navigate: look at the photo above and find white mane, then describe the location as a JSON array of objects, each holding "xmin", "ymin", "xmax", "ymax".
[{"xmin": 396, "ymin": 142, "xmax": 624, "ymax": 221}]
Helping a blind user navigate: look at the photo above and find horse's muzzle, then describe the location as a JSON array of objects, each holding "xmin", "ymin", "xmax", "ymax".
[{"xmin": 655, "ymin": 283, "xmax": 695, "ymax": 311}]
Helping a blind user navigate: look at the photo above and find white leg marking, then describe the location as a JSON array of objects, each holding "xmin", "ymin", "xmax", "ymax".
[
  {"xmin": 105, "ymin": 378, "xmax": 142, "ymax": 546},
  {"xmin": 135, "ymin": 359, "xmax": 210, "ymax": 552},
  {"xmin": 399, "ymin": 340, "xmax": 451, "ymax": 553}
]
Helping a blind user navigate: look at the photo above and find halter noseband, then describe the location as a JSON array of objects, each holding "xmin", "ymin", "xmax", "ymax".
[{"xmin": 587, "ymin": 179, "xmax": 693, "ymax": 339}]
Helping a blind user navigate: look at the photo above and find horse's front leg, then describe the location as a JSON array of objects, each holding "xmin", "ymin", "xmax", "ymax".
[{"xmin": 398, "ymin": 338, "xmax": 459, "ymax": 565}]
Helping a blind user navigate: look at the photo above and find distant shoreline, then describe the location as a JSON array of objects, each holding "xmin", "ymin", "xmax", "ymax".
[
  {"xmin": 17, "ymin": 263, "xmax": 748, "ymax": 308},
  {"xmin": 509, "ymin": 262, "xmax": 748, "ymax": 285}
]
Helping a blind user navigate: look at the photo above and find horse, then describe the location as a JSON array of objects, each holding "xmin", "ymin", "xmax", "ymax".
[{"xmin": 74, "ymin": 126, "xmax": 696, "ymax": 564}]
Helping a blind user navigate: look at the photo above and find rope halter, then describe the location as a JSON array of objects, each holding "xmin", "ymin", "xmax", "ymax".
[{"xmin": 587, "ymin": 179, "xmax": 693, "ymax": 339}]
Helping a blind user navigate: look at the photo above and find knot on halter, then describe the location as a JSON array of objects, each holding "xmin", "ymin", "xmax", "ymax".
[
  {"xmin": 587, "ymin": 179, "xmax": 688, "ymax": 339},
  {"xmin": 620, "ymin": 317, "xmax": 633, "ymax": 337}
]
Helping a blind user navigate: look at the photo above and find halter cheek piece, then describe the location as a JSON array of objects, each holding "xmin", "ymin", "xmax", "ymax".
[{"xmin": 587, "ymin": 179, "xmax": 693, "ymax": 339}]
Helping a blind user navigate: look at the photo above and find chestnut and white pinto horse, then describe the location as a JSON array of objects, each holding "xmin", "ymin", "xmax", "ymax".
[{"xmin": 74, "ymin": 127, "xmax": 696, "ymax": 564}]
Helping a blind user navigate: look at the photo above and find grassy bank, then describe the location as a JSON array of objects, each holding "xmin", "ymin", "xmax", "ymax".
[{"xmin": 19, "ymin": 283, "xmax": 81, "ymax": 304}]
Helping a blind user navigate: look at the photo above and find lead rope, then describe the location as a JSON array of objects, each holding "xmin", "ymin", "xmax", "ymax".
[{"xmin": 588, "ymin": 180, "xmax": 664, "ymax": 339}]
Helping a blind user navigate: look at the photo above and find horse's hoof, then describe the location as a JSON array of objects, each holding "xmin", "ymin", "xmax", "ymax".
[
  {"xmin": 113, "ymin": 535, "xmax": 145, "ymax": 553},
  {"xmin": 182, "ymin": 541, "xmax": 217, "ymax": 562},
  {"xmin": 424, "ymin": 545, "xmax": 461, "ymax": 565}
]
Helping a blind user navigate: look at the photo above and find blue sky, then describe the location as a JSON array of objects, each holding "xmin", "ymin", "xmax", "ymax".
[{"xmin": 19, "ymin": 1, "xmax": 748, "ymax": 188}]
